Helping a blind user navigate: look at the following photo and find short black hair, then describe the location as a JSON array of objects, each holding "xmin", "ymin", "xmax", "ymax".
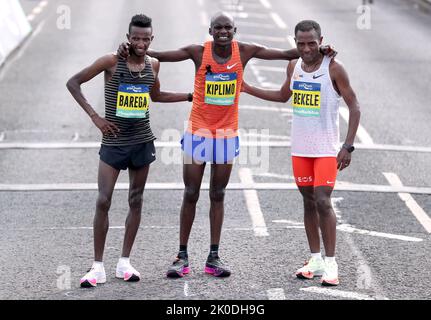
[
  {"xmin": 129, "ymin": 14, "xmax": 152, "ymax": 33},
  {"xmin": 294, "ymin": 20, "xmax": 321, "ymax": 38}
]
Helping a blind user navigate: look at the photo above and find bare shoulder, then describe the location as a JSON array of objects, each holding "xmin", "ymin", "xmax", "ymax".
[
  {"xmin": 148, "ymin": 56, "xmax": 160, "ymax": 68},
  {"xmin": 100, "ymin": 53, "xmax": 118, "ymax": 67},
  {"xmin": 329, "ymin": 59, "xmax": 346, "ymax": 74}
]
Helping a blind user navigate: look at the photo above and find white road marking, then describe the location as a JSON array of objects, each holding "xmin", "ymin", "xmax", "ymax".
[
  {"xmin": 8, "ymin": 140, "xmax": 431, "ymax": 153},
  {"xmin": 266, "ymin": 288, "xmax": 286, "ymax": 300},
  {"xmin": 255, "ymin": 173, "xmax": 295, "ymax": 180},
  {"xmin": 1, "ymin": 182, "xmax": 431, "ymax": 194},
  {"xmin": 222, "ymin": 4, "xmax": 244, "ymax": 11},
  {"xmin": 237, "ymin": 34, "xmax": 286, "ymax": 43},
  {"xmin": 339, "ymin": 107, "xmax": 374, "ymax": 145},
  {"xmin": 238, "ymin": 168, "xmax": 269, "ymax": 237},
  {"xmin": 337, "ymin": 224, "xmax": 423, "ymax": 242},
  {"xmin": 197, "ymin": 0, "xmax": 203, "ymax": 7},
  {"xmin": 224, "ymin": 11, "xmax": 268, "ymax": 19},
  {"xmin": 331, "ymin": 199, "xmax": 387, "ymax": 298},
  {"xmin": 287, "ymin": 35, "xmax": 296, "ymax": 48},
  {"xmin": 259, "ymin": 0, "xmax": 272, "ymax": 9},
  {"xmin": 300, "ymin": 287, "xmax": 377, "ymax": 300},
  {"xmin": 269, "ymin": 13, "xmax": 287, "ymax": 29},
  {"xmin": 251, "ymin": 65, "xmax": 286, "ymax": 73},
  {"xmin": 27, "ymin": 0, "xmax": 48, "ymax": 21},
  {"xmin": 383, "ymin": 172, "xmax": 431, "ymax": 233},
  {"xmin": 184, "ymin": 282, "xmax": 190, "ymax": 297},
  {"xmin": 241, "ymin": 132, "xmax": 290, "ymax": 140},
  {"xmin": 71, "ymin": 132, "xmax": 79, "ymax": 142},
  {"xmin": 235, "ymin": 21, "xmax": 276, "ymax": 29},
  {"xmin": 240, "ymin": 104, "xmax": 289, "ymax": 113},
  {"xmin": 0, "ymin": 132, "xmax": 4, "ymax": 142},
  {"xmin": 200, "ymin": 11, "xmax": 209, "ymax": 27},
  {"xmin": 272, "ymin": 219, "xmax": 423, "ymax": 242}
]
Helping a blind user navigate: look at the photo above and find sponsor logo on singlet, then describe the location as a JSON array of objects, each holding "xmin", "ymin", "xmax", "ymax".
[
  {"xmin": 116, "ymin": 83, "xmax": 149, "ymax": 118},
  {"xmin": 205, "ymin": 73, "xmax": 237, "ymax": 106},
  {"xmin": 292, "ymin": 81, "xmax": 321, "ymax": 117}
]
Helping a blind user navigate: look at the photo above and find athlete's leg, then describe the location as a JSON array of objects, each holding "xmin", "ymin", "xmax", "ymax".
[
  {"xmin": 297, "ymin": 186, "xmax": 321, "ymax": 253},
  {"xmin": 208, "ymin": 163, "xmax": 233, "ymax": 246},
  {"xmin": 121, "ymin": 164, "xmax": 150, "ymax": 257},
  {"xmin": 314, "ymin": 186, "xmax": 336, "ymax": 257},
  {"xmin": 313, "ymin": 157, "xmax": 338, "ymax": 257},
  {"xmin": 179, "ymin": 156, "xmax": 206, "ymax": 245},
  {"xmin": 94, "ymin": 160, "xmax": 120, "ymax": 261}
]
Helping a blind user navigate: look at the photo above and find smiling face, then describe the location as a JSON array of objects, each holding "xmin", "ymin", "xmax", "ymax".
[
  {"xmin": 209, "ymin": 14, "xmax": 236, "ymax": 46},
  {"xmin": 295, "ymin": 29, "xmax": 322, "ymax": 64},
  {"xmin": 127, "ymin": 26, "xmax": 153, "ymax": 57}
]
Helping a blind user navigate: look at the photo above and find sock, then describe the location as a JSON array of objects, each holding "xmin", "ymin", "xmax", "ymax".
[
  {"xmin": 311, "ymin": 252, "xmax": 322, "ymax": 260},
  {"xmin": 325, "ymin": 256, "xmax": 336, "ymax": 263},
  {"xmin": 178, "ymin": 245, "xmax": 188, "ymax": 258},
  {"xmin": 119, "ymin": 257, "xmax": 130, "ymax": 265},
  {"xmin": 93, "ymin": 261, "xmax": 104, "ymax": 268},
  {"xmin": 208, "ymin": 244, "xmax": 219, "ymax": 259}
]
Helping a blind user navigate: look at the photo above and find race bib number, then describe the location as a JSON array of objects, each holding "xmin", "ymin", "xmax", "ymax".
[
  {"xmin": 205, "ymin": 73, "xmax": 237, "ymax": 106},
  {"xmin": 116, "ymin": 83, "xmax": 150, "ymax": 118},
  {"xmin": 292, "ymin": 81, "xmax": 321, "ymax": 117}
]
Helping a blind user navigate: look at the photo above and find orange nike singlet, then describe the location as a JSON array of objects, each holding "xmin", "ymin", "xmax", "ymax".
[{"xmin": 187, "ymin": 40, "xmax": 243, "ymax": 138}]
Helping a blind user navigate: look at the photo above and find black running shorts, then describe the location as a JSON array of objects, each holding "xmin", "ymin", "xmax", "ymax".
[{"xmin": 99, "ymin": 141, "xmax": 156, "ymax": 170}]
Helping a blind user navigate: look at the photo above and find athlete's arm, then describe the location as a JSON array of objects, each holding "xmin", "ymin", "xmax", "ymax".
[
  {"xmin": 242, "ymin": 60, "xmax": 294, "ymax": 102},
  {"xmin": 149, "ymin": 58, "xmax": 191, "ymax": 102},
  {"xmin": 239, "ymin": 42, "xmax": 300, "ymax": 63},
  {"xmin": 66, "ymin": 54, "xmax": 120, "ymax": 136},
  {"xmin": 330, "ymin": 61, "xmax": 361, "ymax": 171},
  {"xmin": 117, "ymin": 42, "xmax": 202, "ymax": 63}
]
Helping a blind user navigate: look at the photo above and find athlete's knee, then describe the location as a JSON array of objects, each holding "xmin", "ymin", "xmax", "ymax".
[
  {"xmin": 184, "ymin": 186, "xmax": 200, "ymax": 203},
  {"xmin": 128, "ymin": 189, "xmax": 143, "ymax": 211},
  {"xmin": 315, "ymin": 196, "xmax": 333, "ymax": 214},
  {"xmin": 96, "ymin": 193, "xmax": 112, "ymax": 212},
  {"xmin": 209, "ymin": 187, "xmax": 226, "ymax": 203}
]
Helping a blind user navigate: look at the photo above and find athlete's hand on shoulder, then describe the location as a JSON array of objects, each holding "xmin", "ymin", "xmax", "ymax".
[
  {"xmin": 336, "ymin": 148, "xmax": 351, "ymax": 171},
  {"xmin": 320, "ymin": 45, "xmax": 337, "ymax": 59},
  {"xmin": 117, "ymin": 42, "xmax": 130, "ymax": 60},
  {"xmin": 91, "ymin": 114, "xmax": 120, "ymax": 137}
]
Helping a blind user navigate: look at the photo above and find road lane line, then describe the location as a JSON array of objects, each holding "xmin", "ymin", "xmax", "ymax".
[
  {"xmin": 269, "ymin": 13, "xmax": 287, "ymax": 29},
  {"xmin": 339, "ymin": 107, "xmax": 374, "ymax": 145},
  {"xmin": 287, "ymin": 35, "xmax": 296, "ymax": 48},
  {"xmin": 235, "ymin": 21, "xmax": 276, "ymax": 28},
  {"xmin": 200, "ymin": 11, "xmax": 209, "ymax": 27},
  {"xmin": 1, "ymin": 182, "xmax": 431, "ymax": 194},
  {"xmin": 383, "ymin": 172, "xmax": 431, "ymax": 233},
  {"xmin": 266, "ymin": 288, "xmax": 286, "ymax": 300},
  {"xmin": 3, "ymin": 140, "xmax": 431, "ymax": 153},
  {"xmin": 27, "ymin": 0, "xmax": 49, "ymax": 21},
  {"xmin": 300, "ymin": 287, "xmax": 377, "ymax": 300},
  {"xmin": 238, "ymin": 168, "xmax": 269, "ymax": 237},
  {"xmin": 331, "ymin": 198, "xmax": 387, "ymax": 298},
  {"xmin": 0, "ymin": 132, "xmax": 4, "ymax": 142},
  {"xmin": 259, "ymin": 0, "xmax": 272, "ymax": 8},
  {"xmin": 237, "ymin": 34, "xmax": 286, "ymax": 43},
  {"xmin": 336, "ymin": 224, "xmax": 423, "ymax": 242}
]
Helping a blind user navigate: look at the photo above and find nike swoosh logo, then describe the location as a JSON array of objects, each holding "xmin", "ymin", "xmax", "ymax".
[
  {"xmin": 327, "ymin": 181, "xmax": 335, "ymax": 184},
  {"xmin": 151, "ymin": 153, "xmax": 156, "ymax": 157},
  {"xmin": 227, "ymin": 63, "xmax": 238, "ymax": 70},
  {"xmin": 313, "ymin": 74, "xmax": 325, "ymax": 79}
]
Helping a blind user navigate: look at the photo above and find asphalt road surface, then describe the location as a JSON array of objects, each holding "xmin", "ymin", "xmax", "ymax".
[{"xmin": 1, "ymin": 0, "xmax": 430, "ymax": 302}]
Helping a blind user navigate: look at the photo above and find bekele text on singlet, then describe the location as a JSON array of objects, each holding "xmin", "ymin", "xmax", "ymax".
[{"xmin": 292, "ymin": 81, "xmax": 321, "ymax": 117}]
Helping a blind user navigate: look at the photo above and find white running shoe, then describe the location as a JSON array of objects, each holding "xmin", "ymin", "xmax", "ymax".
[
  {"xmin": 80, "ymin": 264, "xmax": 106, "ymax": 288},
  {"xmin": 116, "ymin": 260, "xmax": 141, "ymax": 282},
  {"xmin": 295, "ymin": 257, "xmax": 325, "ymax": 279},
  {"xmin": 321, "ymin": 260, "xmax": 339, "ymax": 286}
]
